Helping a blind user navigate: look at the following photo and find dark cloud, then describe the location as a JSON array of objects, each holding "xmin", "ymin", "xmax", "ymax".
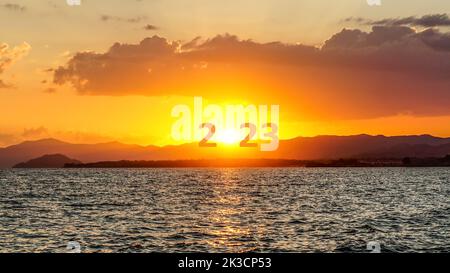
[
  {"xmin": 345, "ymin": 14, "xmax": 450, "ymax": 28},
  {"xmin": 417, "ymin": 28, "xmax": 450, "ymax": 52},
  {"xmin": 322, "ymin": 26, "xmax": 414, "ymax": 49},
  {"xmin": 53, "ymin": 27, "xmax": 450, "ymax": 119},
  {"xmin": 0, "ymin": 3, "xmax": 26, "ymax": 12},
  {"xmin": 144, "ymin": 24, "xmax": 158, "ymax": 31}
]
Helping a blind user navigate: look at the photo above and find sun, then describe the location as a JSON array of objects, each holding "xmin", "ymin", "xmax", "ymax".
[{"xmin": 216, "ymin": 129, "xmax": 242, "ymax": 145}]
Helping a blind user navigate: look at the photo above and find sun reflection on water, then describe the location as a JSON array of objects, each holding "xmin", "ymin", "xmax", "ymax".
[{"xmin": 203, "ymin": 169, "xmax": 264, "ymax": 252}]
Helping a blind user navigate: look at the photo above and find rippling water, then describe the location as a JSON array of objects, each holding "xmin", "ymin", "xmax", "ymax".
[{"xmin": 0, "ymin": 168, "xmax": 449, "ymax": 253}]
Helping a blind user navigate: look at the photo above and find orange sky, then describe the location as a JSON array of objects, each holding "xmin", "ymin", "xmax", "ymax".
[{"xmin": 1, "ymin": 1, "xmax": 450, "ymax": 147}]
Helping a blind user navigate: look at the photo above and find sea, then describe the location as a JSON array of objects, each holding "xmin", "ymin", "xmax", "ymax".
[{"xmin": 0, "ymin": 168, "xmax": 449, "ymax": 253}]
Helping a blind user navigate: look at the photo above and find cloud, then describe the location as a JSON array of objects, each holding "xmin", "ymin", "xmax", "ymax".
[
  {"xmin": 52, "ymin": 34, "xmax": 317, "ymax": 96},
  {"xmin": 0, "ymin": 42, "xmax": 31, "ymax": 88},
  {"xmin": 53, "ymin": 27, "xmax": 450, "ymax": 119},
  {"xmin": 43, "ymin": 87, "xmax": 57, "ymax": 93},
  {"xmin": 345, "ymin": 14, "xmax": 450, "ymax": 28},
  {"xmin": 0, "ymin": 42, "xmax": 31, "ymax": 73},
  {"xmin": 22, "ymin": 127, "xmax": 50, "ymax": 139},
  {"xmin": 322, "ymin": 26, "xmax": 415, "ymax": 49},
  {"xmin": 0, "ymin": 79, "xmax": 11, "ymax": 89},
  {"xmin": 0, "ymin": 3, "xmax": 26, "ymax": 12},
  {"xmin": 144, "ymin": 24, "xmax": 158, "ymax": 31},
  {"xmin": 101, "ymin": 15, "xmax": 147, "ymax": 24}
]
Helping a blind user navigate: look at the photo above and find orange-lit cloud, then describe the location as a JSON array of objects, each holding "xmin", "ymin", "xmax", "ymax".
[
  {"xmin": 53, "ymin": 26, "xmax": 450, "ymax": 120},
  {"xmin": 22, "ymin": 126, "xmax": 50, "ymax": 139},
  {"xmin": 0, "ymin": 41, "xmax": 31, "ymax": 88}
]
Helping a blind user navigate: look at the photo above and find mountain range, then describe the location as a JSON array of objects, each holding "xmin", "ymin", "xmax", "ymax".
[{"xmin": 1, "ymin": 134, "xmax": 450, "ymax": 168}]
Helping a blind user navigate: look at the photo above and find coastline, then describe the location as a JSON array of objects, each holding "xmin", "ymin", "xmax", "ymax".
[{"xmin": 61, "ymin": 157, "xmax": 450, "ymax": 169}]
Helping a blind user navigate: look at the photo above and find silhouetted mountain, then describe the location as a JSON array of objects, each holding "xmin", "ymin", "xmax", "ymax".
[
  {"xmin": 0, "ymin": 138, "xmax": 157, "ymax": 168},
  {"xmin": 13, "ymin": 154, "xmax": 82, "ymax": 168},
  {"xmin": 1, "ymin": 135, "xmax": 450, "ymax": 168},
  {"xmin": 359, "ymin": 143, "xmax": 450, "ymax": 158},
  {"xmin": 275, "ymin": 134, "xmax": 450, "ymax": 159}
]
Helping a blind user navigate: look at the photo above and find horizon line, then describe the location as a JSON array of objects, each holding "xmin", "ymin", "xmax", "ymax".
[{"xmin": 2, "ymin": 133, "xmax": 447, "ymax": 149}]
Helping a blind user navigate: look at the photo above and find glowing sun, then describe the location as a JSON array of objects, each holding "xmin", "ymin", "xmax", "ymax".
[{"xmin": 216, "ymin": 129, "xmax": 242, "ymax": 144}]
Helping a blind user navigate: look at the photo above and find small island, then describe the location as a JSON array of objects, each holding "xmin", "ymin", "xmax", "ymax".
[{"xmin": 13, "ymin": 154, "xmax": 82, "ymax": 168}]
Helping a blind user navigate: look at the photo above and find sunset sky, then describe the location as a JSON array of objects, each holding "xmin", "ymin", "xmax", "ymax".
[{"xmin": 1, "ymin": 0, "xmax": 450, "ymax": 147}]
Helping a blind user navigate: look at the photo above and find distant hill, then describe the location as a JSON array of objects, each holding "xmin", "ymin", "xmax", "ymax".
[
  {"xmin": 358, "ymin": 143, "xmax": 450, "ymax": 158},
  {"xmin": 1, "ymin": 135, "xmax": 450, "ymax": 168},
  {"xmin": 0, "ymin": 138, "xmax": 157, "ymax": 168},
  {"xmin": 276, "ymin": 134, "xmax": 450, "ymax": 160},
  {"xmin": 13, "ymin": 154, "xmax": 82, "ymax": 168}
]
